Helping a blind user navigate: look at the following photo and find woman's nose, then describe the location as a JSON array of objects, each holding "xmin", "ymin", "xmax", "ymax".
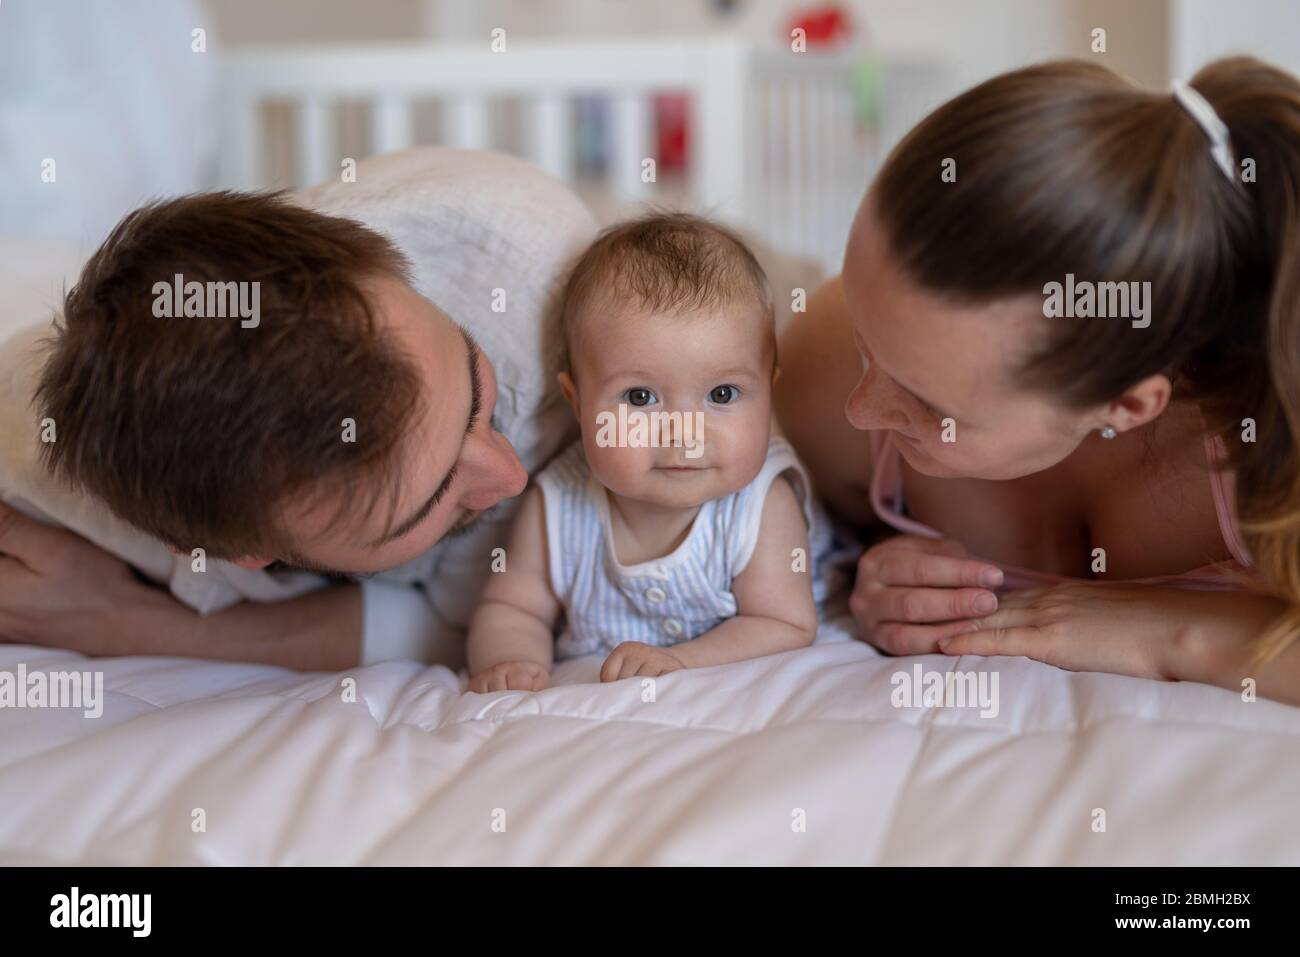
[
  {"xmin": 459, "ymin": 429, "xmax": 528, "ymax": 511},
  {"xmin": 844, "ymin": 370, "xmax": 909, "ymax": 432}
]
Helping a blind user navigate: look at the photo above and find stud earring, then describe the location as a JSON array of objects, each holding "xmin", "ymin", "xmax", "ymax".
[{"xmin": 1100, "ymin": 425, "xmax": 1117, "ymax": 440}]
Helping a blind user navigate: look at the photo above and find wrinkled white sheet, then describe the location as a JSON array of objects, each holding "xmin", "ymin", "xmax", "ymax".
[{"xmin": 2, "ymin": 613, "xmax": 1298, "ymax": 866}]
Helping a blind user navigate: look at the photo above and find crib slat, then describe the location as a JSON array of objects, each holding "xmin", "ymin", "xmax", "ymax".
[
  {"xmin": 371, "ymin": 96, "xmax": 414, "ymax": 155},
  {"xmin": 821, "ymin": 76, "xmax": 844, "ymax": 270},
  {"xmin": 693, "ymin": 38, "xmax": 749, "ymax": 222},
  {"xmin": 528, "ymin": 92, "xmax": 572, "ymax": 181},
  {"xmin": 785, "ymin": 85, "xmax": 802, "ymax": 256},
  {"xmin": 296, "ymin": 97, "xmax": 334, "ymax": 187},
  {"xmin": 221, "ymin": 95, "xmax": 263, "ymax": 189},
  {"xmin": 610, "ymin": 91, "xmax": 651, "ymax": 201},
  {"xmin": 448, "ymin": 95, "xmax": 490, "ymax": 149},
  {"xmin": 764, "ymin": 82, "xmax": 779, "ymax": 253}
]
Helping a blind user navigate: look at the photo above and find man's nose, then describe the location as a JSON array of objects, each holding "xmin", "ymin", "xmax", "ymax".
[
  {"xmin": 844, "ymin": 370, "xmax": 909, "ymax": 432},
  {"xmin": 459, "ymin": 429, "xmax": 528, "ymax": 511}
]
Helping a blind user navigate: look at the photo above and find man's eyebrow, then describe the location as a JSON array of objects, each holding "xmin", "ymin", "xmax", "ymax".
[{"xmin": 368, "ymin": 326, "xmax": 482, "ymax": 549}]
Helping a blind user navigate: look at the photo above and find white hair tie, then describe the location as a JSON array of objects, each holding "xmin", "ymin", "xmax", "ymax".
[{"xmin": 1171, "ymin": 80, "xmax": 1238, "ymax": 183}]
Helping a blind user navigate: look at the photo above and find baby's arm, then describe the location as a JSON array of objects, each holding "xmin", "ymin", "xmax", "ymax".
[
  {"xmin": 467, "ymin": 485, "xmax": 561, "ymax": 692},
  {"xmin": 601, "ymin": 475, "xmax": 817, "ymax": 681}
]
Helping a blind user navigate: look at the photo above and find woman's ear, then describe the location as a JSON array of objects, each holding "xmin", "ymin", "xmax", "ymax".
[
  {"xmin": 1103, "ymin": 373, "xmax": 1172, "ymax": 433},
  {"xmin": 557, "ymin": 370, "xmax": 578, "ymax": 414}
]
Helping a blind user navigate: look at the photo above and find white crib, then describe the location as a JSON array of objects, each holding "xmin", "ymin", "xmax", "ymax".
[{"xmin": 218, "ymin": 37, "xmax": 901, "ymax": 271}]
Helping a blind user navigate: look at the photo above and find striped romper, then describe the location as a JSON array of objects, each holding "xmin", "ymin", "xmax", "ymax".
[{"xmin": 535, "ymin": 435, "xmax": 831, "ymax": 660}]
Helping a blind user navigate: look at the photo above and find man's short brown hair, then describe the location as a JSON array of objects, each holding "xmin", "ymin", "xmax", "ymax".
[
  {"xmin": 36, "ymin": 191, "xmax": 421, "ymax": 560},
  {"xmin": 558, "ymin": 211, "xmax": 774, "ymax": 369}
]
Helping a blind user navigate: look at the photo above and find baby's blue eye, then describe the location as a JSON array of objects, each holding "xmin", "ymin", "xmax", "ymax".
[
  {"xmin": 709, "ymin": 384, "xmax": 739, "ymax": 404},
  {"xmin": 625, "ymin": 387, "xmax": 657, "ymax": 407}
]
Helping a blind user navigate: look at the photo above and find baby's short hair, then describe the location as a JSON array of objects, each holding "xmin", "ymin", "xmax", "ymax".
[{"xmin": 559, "ymin": 211, "xmax": 774, "ymax": 368}]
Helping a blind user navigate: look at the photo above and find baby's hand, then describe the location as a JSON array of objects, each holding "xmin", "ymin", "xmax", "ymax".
[
  {"xmin": 468, "ymin": 660, "xmax": 551, "ymax": 693},
  {"xmin": 600, "ymin": 642, "xmax": 685, "ymax": 682}
]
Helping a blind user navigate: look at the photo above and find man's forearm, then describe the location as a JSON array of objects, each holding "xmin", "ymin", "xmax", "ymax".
[{"xmin": 126, "ymin": 582, "xmax": 363, "ymax": 671}]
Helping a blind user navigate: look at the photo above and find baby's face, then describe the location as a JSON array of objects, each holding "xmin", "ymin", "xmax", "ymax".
[{"xmin": 561, "ymin": 300, "xmax": 775, "ymax": 509}]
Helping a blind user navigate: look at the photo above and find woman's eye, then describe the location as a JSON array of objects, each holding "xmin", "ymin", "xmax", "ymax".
[
  {"xmin": 625, "ymin": 387, "xmax": 657, "ymax": 407},
  {"xmin": 709, "ymin": 384, "xmax": 740, "ymax": 404}
]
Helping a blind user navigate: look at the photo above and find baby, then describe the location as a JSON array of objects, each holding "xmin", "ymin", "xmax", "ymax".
[{"xmin": 467, "ymin": 212, "xmax": 826, "ymax": 692}]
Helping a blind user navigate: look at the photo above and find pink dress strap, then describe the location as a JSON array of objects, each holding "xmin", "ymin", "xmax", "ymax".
[
  {"xmin": 1204, "ymin": 433, "xmax": 1255, "ymax": 567},
  {"xmin": 867, "ymin": 430, "xmax": 1255, "ymax": 592}
]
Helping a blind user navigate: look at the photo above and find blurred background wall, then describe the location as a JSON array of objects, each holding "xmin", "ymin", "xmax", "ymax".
[{"xmin": 3, "ymin": 0, "xmax": 1298, "ymax": 265}]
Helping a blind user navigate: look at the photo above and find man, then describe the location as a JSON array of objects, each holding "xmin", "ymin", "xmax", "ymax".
[{"xmin": 0, "ymin": 148, "xmax": 596, "ymax": 670}]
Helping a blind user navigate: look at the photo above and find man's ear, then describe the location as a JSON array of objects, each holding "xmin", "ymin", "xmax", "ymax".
[
  {"xmin": 557, "ymin": 371, "xmax": 579, "ymax": 415},
  {"xmin": 227, "ymin": 556, "xmax": 275, "ymax": 570}
]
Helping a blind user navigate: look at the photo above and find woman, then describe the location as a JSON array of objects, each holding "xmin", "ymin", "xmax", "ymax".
[{"xmin": 775, "ymin": 56, "xmax": 1300, "ymax": 704}]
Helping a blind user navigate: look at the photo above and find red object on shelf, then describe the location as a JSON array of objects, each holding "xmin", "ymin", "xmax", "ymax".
[
  {"xmin": 787, "ymin": 4, "xmax": 852, "ymax": 47},
  {"xmin": 655, "ymin": 93, "xmax": 689, "ymax": 173}
]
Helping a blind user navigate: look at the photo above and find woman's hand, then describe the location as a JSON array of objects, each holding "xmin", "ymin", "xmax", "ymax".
[
  {"xmin": 937, "ymin": 582, "xmax": 1294, "ymax": 697},
  {"xmin": 850, "ymin": 534, "xmax": 1005, "ymax": 655}
]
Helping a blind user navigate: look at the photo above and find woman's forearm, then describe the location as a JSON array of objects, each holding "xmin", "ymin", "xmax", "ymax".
[{"xmin": 1170, "ymin": 591, "xmax": 1300, "ymax": 705}]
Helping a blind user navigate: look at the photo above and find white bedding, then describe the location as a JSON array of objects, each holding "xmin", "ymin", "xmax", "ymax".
[{"xmin": 3, "ymin": 613, "xmax": 1299, "ymax": 866}]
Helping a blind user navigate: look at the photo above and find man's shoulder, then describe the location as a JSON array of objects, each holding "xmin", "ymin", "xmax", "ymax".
[{"xmin": 297, "ymin": 147, "xmax": 596, "ymax": 477}]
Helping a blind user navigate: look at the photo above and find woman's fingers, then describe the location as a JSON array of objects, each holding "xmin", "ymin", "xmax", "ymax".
[
  {"xmin": 871, "ymin": 618, "xmax": 982, "ymax": 656},
  {"xmin": 884, "ymin": 535, "xmax": 970, "ymax": 558},
  {"xmin": 937, "ymin": 624, "xmax": 1043, "ymax": 660},
  {"xmin": 871, "ymin": 585, "xmax": 999, "ymax": 623},
  {"xmin": 862, "ymin": 551, "xmax": 1004, "ymax": 589}
]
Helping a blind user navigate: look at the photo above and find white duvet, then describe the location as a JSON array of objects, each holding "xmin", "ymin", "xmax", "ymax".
[{"xmin": 3, "ymin": 613, "xmax": 1299, "ymax": 866}]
